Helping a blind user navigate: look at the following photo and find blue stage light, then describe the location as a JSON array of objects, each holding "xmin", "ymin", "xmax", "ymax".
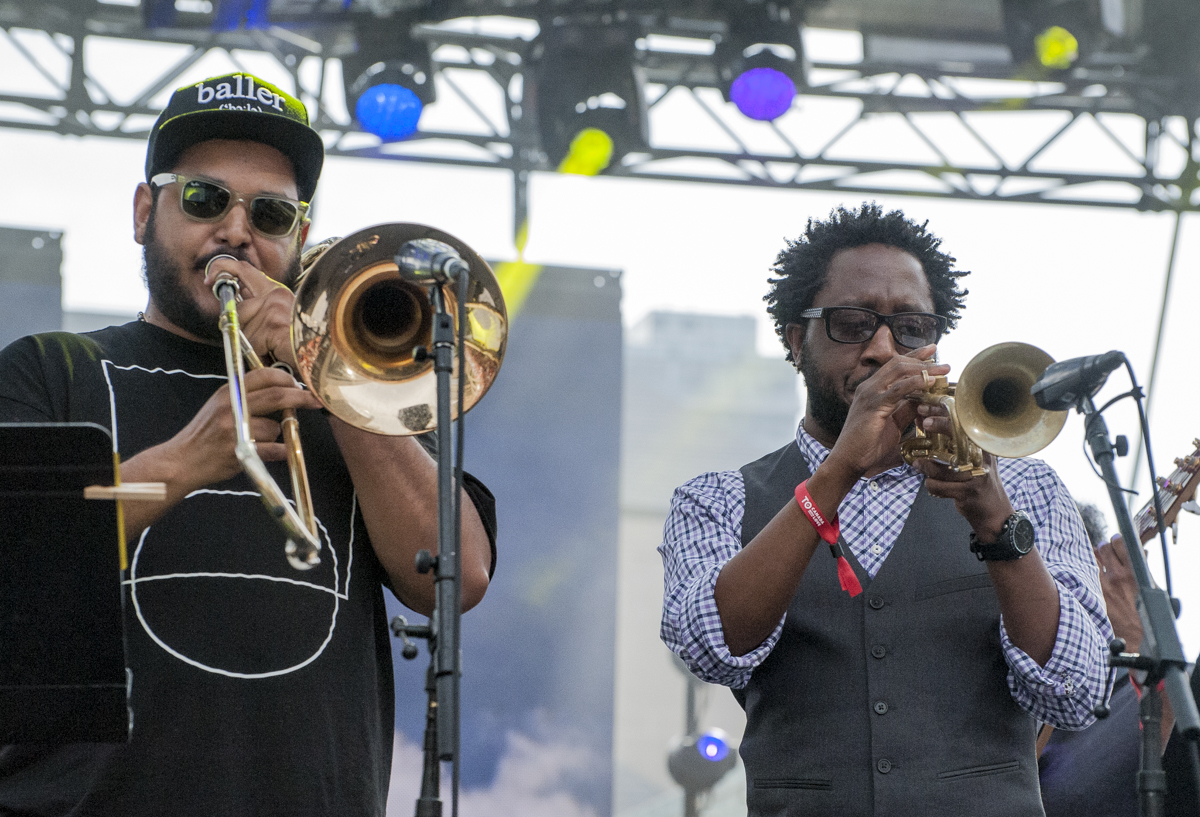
[
  {"xmin": 696, "ymin": 731, "xmax": 730, "ymax": 762},
  {"xmin": 668, "ymin": 728, "xmax": 737, "ymax": 792},
  {"xmin": 355, "ymin": 83, "xmax": 423, "ymax": 141},
  {"xmin": 729, "ymin": 66, "xmax": 796, "ymax": 121}
]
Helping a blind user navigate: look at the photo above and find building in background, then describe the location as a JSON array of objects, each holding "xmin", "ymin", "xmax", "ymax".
[
  {"xmin": 614, "ymin": 311, "xmax": 799, "ymax": 817},
  {"xmin": 0, "ymin": 227, "xmax": 63, "ymax": 350},
  {"xmin": 0, "ymin": 225, "xmax": 137, "ymax": 345}
]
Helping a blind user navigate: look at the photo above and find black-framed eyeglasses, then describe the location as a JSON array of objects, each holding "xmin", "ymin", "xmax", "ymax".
[
  {"xmin": 799, "ymin": 306, "xmax": 947, "ymax": 349},
  {"xmin": 150, "ymin": 173, "xmax": 309, "ymax": 239}
]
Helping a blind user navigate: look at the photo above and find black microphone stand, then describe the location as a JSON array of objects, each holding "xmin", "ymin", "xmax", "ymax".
[
  {"xmin": 428, "ymin": 281, "xmax": 462, "ymax": 776},
  {"xmin": 392, "ymin": 248, "xmax": 472, "ymax": 817},
  {"xmin": 1078, "ymin": 394, "xmax": 1200, "ymax": 817},
  {"xmin": 391, "ymin": 615, "xmax": 440, "ymax": 817}
]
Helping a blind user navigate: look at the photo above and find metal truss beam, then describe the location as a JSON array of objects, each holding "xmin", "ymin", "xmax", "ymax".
[{"xmin": 2, "ymin": 6, "xmax": 1199, "ymax": 215}]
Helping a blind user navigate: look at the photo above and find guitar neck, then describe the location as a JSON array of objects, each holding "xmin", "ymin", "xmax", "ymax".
[{"xmin": 1133, "ymin": 441, "xmax": 1200, "ymax": 543}]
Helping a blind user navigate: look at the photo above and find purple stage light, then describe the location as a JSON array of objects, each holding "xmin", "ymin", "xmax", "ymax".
[{"xmin": 729, "ymin": 66, "xmax": 796, "ymax": 121}]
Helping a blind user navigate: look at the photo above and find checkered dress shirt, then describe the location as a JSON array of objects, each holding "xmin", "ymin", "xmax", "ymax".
[{"xmin": 659, "ymin": 424, "xmax": 1113, "ymax": 729}]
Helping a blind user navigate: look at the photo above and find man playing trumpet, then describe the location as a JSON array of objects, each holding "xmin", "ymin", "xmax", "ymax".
[
  {"xmin": 659, "ymin": 203, "xmax": 1111, "ymax": 816},
  {"xmin": 0, "ymin": 72, "xmax": 496, "ymax": 816}
]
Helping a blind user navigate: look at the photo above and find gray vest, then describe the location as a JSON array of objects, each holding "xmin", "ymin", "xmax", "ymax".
[{"xmin": 736, "ymin": 442, "xmax": 1043, "ymax": 817}]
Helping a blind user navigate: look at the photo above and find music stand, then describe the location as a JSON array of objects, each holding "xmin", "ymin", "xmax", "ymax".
[{"xmin": 0, "ymin": 422, "xmax": 131, "ymax": 743}]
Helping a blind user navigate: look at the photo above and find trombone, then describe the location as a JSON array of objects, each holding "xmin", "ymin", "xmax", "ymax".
[
  {"xmin": 900, "ymin": 342, "xmax": 1069, "ymax": 476},
  {"xmin": 213, "ymin": 223, "xmax": 508, "ymax": 570}
]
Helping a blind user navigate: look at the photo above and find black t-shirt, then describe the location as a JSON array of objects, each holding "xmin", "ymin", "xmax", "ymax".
[{"xmin": 0, "ymin": 321, "xmax": 495, "ymax": 817}]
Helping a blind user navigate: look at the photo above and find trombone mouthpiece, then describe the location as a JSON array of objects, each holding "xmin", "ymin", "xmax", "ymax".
[
  {"xmin": 205, "ymin": 254, "xmax": 240, "ymax": 277},
  {"xmin": 206, "ymin": 255, "xmax": 242, "ymax": 299}
]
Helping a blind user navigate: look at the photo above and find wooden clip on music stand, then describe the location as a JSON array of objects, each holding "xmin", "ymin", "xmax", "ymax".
[{"xmin": 0, "ymin": 423, "xmax": 164, "ymax": 743}]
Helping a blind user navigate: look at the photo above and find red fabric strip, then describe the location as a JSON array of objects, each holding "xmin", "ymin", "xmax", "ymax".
[{"xmin": 795, "ymin": 480, "xmax": 862, "ymax": 597}]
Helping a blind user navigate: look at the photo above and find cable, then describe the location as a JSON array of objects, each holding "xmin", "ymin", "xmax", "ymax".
[
  {"xmin": 1080, "ymin": 393, "xmax": 1139, "ymax": 497},
  {"xmin": 1124, "ymin": 358, "xmax": 1174, "ymax": 601}
]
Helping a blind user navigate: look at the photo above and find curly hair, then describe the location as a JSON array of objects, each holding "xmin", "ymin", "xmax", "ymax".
[{"xmin": 765, "ymin": 202, "xmax": 969, "ymax": 362}]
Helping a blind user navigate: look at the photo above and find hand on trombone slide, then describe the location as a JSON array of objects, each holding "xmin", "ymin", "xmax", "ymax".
[
  {"xmin": 203, "ymin": 254, "xmax": 299, "ymax": 370},
  {"xmin": 116, "ymin": 366, "xmax": 320, "ymax": 539}
]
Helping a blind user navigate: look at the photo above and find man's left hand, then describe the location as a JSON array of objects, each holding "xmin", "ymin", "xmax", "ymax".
[
  {"xmin": 912, "ymin": 402, "xmax": 1014, "ymax": 541},
  {"xmin": 203, "ymin": 256, "xmax": 298, "ymax": 369},
  {"xmin": 1095, "ymin": 535, "xmax": 1143, "ymax": 653},
  {"xmin": 913, "ymin": 403, "xmax": 1063, "ymax": 669}
]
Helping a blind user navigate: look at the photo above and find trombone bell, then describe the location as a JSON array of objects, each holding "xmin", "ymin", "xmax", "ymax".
[{"xmin": 292, "ymin": 223, "xmax": 508, "ymax": 436}]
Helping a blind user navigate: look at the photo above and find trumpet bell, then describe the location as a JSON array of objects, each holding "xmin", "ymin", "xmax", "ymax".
[
  {"xmin": 292, "ymin": 223, "xmax": 507, "ymax": 436},
  {"xmin": 955, "ymin": 342, "xmax": 1067, "ymax": 459}
]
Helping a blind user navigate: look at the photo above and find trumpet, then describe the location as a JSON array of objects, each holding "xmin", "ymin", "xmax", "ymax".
[
  {"xmin": 900, "ymin": 342, "xmax": 1068, "ymax": 477},
  {"xmin": 213, "ymin": 223, "xmax": 508, "ymax": 570}
]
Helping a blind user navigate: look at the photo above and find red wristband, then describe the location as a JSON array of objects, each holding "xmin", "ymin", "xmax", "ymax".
[
  {"xmin": 795, "ymin": 480, "xmax": 862, "ymax": 598},
  {"xmin": 795, "ymin": 480, "xmax": 840, "ymax": 544}
]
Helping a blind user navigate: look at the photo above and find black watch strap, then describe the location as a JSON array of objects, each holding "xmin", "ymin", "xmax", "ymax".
[{"xmin": 969, "ymin": 511, "xmax": 1035, "ymax": 561}]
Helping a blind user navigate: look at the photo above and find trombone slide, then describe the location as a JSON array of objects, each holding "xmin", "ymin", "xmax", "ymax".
[{"xmin": 215, "ymin": 275, "xmax": 321, "ymax": 570}]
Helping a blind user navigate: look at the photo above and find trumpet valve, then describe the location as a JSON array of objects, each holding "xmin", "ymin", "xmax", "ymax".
[{"xmin": 926, "ymin": 374, "xmax": 951, "ymax": 393}]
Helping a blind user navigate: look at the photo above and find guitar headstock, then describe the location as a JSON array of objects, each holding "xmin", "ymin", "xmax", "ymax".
[{"xmin": 1135, "ymin": 438, "xmax": 1200, "ymax": 544}]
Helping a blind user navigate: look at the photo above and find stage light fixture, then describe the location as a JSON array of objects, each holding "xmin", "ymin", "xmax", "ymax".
[
  {"xmin": 718, "ymin": 13, "xmax": 804, "ymax": 123},
  {"xmin": 557, "ymin": 127, "xmax": 615, "ymax": 176},
  {"xmin": 1002, "ymin": 0, "xmax": 1095, "ymax": 70},
  {"xmin": 696, "ymin": 732, "xmax": 731, "ymax": 762},
  {"xmin": 353, "ymin": 75, "xmax": 423, "ymax": 141},
  {"xmin": 668, "ymin": 729, "xmax": 737, "ymax": 793},
  {"xmin": 533, "ymin": 23, "xmax": 648, "ymax": 173},
  {"xmin": 343, "ymin": 31, "xmax": 435, "ymax": 142},
  {"xmin": 728, "ymin": 50, "xmax": 798, "ymax": 121},
  {"xmin": 1035, "ymin": 25, "xmax": 1079, "ymax": 69}
]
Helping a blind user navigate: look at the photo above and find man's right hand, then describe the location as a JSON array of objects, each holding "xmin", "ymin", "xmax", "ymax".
[
  {"xmin": 117, "ymin": 366, "xmax": 321, "ymax": 537},
  {"xmin": 824, "ymin": 344, "xmax": 948, "ymax": 482}
]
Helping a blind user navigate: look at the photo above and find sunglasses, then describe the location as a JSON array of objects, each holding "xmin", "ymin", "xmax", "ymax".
[
  {"xmin": 800, "ymin": 306, "xmax": 947, "ymax": 349},
  {"xmin": 150, "ymin": 173, "xmax": 309, "ymax": 238}
]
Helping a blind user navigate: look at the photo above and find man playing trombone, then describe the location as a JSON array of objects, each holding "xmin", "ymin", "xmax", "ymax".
[
  {"xmin": 659, "ymin": 203, "xmax": 1112, "ymax": 816},
  {"xmin": 0, "ymin": 72, "xmax": 496, "ymax": 816}
]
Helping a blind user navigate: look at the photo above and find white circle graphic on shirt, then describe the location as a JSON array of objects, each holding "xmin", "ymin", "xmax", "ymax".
[{"xmin": 126, "ymin": 489, "xmax": 347, "ymax": 679}]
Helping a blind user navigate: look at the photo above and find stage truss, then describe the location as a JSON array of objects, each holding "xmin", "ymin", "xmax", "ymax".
[{"xmin": 3, "ymin": 4, "xmax": 1200, "ymax": 225}]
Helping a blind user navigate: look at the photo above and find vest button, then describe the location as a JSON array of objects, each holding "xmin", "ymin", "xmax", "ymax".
[
  {"xmin": 876, "ymin": 758, "xmax": 892, "ymax": 774},
  {"xmin": 871, "ymin": 645, "xmax": 886, "ymax": 659},
  {"xmin": 873, "ymin": 700, "xmax": 889, "ymax": 715},
  {"xmin": 868, "ymin": 596, "xmax": 884, "ymax": 610}
]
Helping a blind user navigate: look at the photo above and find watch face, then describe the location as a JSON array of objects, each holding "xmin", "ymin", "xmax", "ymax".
[{"xmin": 1011, "ymin": 514, "xmax": 1036, "ymax": 554}]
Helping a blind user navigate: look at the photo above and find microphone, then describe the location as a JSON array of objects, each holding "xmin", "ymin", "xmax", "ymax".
[
  {"xmin": 1030, "ymin": 351, "xmax": 1125, "ymax": 411},
  {"xmin": 395, "ymin": 238, "xmax": 469, "ymax": 283}
]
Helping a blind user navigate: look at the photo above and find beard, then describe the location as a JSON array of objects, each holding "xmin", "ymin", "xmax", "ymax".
[
  {"xmin": 142, "ymin": 198, "xmax": 302, "ymax": 343},
  {"xmin": 799, "ymin": 347, "xmax": 931, "ymax": 442},
  {"xmin": 799, "ymin": 347, "xmax": 852, "ymax": 439}
]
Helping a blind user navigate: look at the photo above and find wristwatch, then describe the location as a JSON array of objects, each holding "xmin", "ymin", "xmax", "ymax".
[{"xmin": 969, "ymin": 511, "xmax": 1036, "ymax": 561}]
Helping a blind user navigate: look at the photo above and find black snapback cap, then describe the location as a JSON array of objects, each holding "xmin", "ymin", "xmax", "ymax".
[{"xmin": 145, "ymin": 72, "xmax": 324, "ymax": 202}]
